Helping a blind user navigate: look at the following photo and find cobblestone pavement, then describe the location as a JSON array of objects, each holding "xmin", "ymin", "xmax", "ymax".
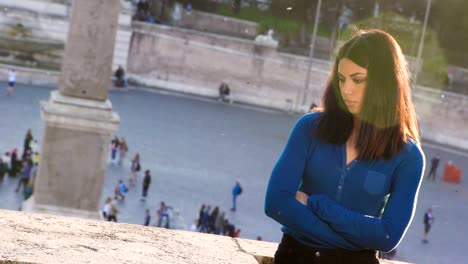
[{"xmin": 0, "ymin": 83, "xmax": 467, "ymax": 264}]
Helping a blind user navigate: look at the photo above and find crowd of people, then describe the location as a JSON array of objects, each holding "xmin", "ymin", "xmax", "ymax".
[
  {"xmin": 189, "ymin": 204, "xmax": 241, "ymax": 238},
  {"xmin": 104, "ymin": 135, "xmax": 186, "ymax": 230},
  {"xmin": 104, "ymin": 135, "xmax": 243, "ymax": 237},
  {"xmin": 0, "ymin": 129, "xmax": 40, "ymax": 201}
]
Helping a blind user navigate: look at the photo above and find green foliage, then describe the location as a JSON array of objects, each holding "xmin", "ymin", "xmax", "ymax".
[
  {"xmin": 217, "ymin": 3, "xmax": 302, "ymax": 35},
  {"xmin": 7, "ymin": 23, "xmax": 32, "ymax": 38},
  {"xmin": 433, "ymin": 0, "xmax": 468, "ymax": 67}
]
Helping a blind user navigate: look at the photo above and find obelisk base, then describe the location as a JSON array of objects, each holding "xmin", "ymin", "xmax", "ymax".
[{"xmin": 22, "ymin": 91, "xmax": 119, "ymax": 219}]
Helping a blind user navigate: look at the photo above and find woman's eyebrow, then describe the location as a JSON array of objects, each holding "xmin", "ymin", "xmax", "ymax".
[
  {"xmin": 350, "ymin": 72, "xmax": 367, "ymax": 77},
  {"xmin": 337, "ymin": 72, "xmax": 367, "ymax": 77}
]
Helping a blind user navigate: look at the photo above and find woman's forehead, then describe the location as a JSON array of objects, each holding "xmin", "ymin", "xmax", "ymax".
[{"xmin": 338, "ymin": 58, "xmax": 368, "ymax": 75}]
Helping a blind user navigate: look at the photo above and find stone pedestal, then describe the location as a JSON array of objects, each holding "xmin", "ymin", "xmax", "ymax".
[
  {"xmin": 23, "ymin": 91, "xmax": 119, "ymax": 219},
  {"xmin": 22, "ymin": 0, "xmax": 121, "ymax": 219}
]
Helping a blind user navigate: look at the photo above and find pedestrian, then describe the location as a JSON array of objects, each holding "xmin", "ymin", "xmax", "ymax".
[
  {"xmin": 214, "ymin": 211, "xmax": 225, "ymax": 235},
  {"xmin": 232, "ymin": 228, "xmax": 241, "ymax": 238},
  {"xmin": 118, "ymin": 179, "xmax": 128, "ymax": 200},
  {"xmin": 130, "ymin": 153, "xmax": 141, "ymax": 186},
  {"xmin": 140, "ymin": 169, "xmax": 151, "ymax": 201},
  {"xmin": 0, "ymin": 155, "xmax": 8, "ymax": 183},
  {"xmin": 23, "ymin": 162, "xmax": 38, "ymax": 200},
  {"xmin": 427, "ymin": 153, "xmax": 440, "ymax": 181},
  {"xmin": 200, "ymin": 205, "xmax": 211, "ymax": 232},
  {"xmin": 6, "ymin": 69, "xmax": 16, "ymax": 96},
  {"xmin": 102, "ymin": 197, "xmax": 112, "ymax": 219},
  {"xmin": 224, "ymin": 219, "xmax": 235, "ymax": 237},
  {"xmin": 118, "ymin": 137, "xmax": 128, "ymax": 166},
  {"xmin": 144, "ymin": 209, "xmax": 151, "ymax": 226},
  {"xmin": 157, "ymin": 201, "xmax": 172, "ymax": 228},
  {"xmin": 114, "ymin": 65, "xmax": 127, "ymax": 87},
  {"xmin": 218, "ymin": 81, "xmax": 230, "ymax": 102},
  {"xmin": 422, "ymin": 208, "xmax": 434, "ymax": 243},
  {"xmin": 110, "ymin": 136, "xmax": 120, "ymax": 162},
  {"xmin": 23, "ymin": 129, "xmax": 33, "ymax": 160},
  {"xmin": 230, "ymin": 180, "xmax": 242, "ymax": 212},
  {"xmin": 197, "ymin": 204, "xmax": 205, "ymax": 229},
  {"xmin": 265, "ymin": 29, "xmax": 425, "ymax": 263},
  {"xmin": 15, "ymin": 160, "xmax": 32, "ymax": 193},
  {"xmin": 10, "ymin": 148, "xmax": 19, "ymax": 177},
  {"xmin": 107, "ymin": 200, "xmax": 119, "ymax": 222},
  {"xmin": 207, "ymin": 206, "xmax": 219, "ymax": 233}
]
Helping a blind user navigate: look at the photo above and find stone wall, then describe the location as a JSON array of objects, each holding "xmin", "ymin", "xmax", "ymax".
[
  {"xmin": 0, "ymin": 209, "xmax": 406, "ymax": 264},
  {"xmin": 128, "ymin": 22, "xmax": 330, "ymax": 112},
  {"xmin": 0, "ymin": 0, "xmax": 132, "ymax": 70},
  {"xmin": 127, "ymin": 22, "xmax": 468, "ymax": 150}
]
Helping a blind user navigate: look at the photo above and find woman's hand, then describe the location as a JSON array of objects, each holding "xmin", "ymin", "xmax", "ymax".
[{"xmin": 295, "ymin": 191, "xmax": 309, "ymax": 206}]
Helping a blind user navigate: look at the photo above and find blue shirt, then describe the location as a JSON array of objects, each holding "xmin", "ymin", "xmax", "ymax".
[
  {"xmin": 265, "ymin": 112, "xmax": 425, "ymax": 252},
  {"xmin": 232, "ymin": 183, "xmax": 241, "ymax": 197}
]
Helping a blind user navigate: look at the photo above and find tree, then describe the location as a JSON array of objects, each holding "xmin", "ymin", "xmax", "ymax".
[{"xmin": 433, "ymin": 0, "xmax": 468, "ymax": 67}]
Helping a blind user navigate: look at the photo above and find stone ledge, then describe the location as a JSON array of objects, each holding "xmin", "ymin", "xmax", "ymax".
[{"xmin": 0, "ymin": 209, "xmax": 408, "ymax": 264}]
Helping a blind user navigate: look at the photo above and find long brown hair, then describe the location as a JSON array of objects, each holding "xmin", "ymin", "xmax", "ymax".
[{"xmin": 316, "ymin": 29, "xmax": 420, "ymax": 160}]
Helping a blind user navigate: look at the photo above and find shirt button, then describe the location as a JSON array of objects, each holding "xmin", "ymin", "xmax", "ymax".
[
  {"xmin": 315, "ymin": 251, "xmax": 320, "ymax": 257},
  {"xmin": 277, "ymin": 211, "xmax": 281, "ymax": 215},
  {"xmin": 386, "ymin": 235, "xmax": 390, "ymax": 239},
  {"xmin": 338, "ymin": 185, "xmax": 343, "ymax": 189}
]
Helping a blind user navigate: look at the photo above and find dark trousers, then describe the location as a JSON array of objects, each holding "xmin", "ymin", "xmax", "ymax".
[
  {"xmin": 142, "ymin": 185, "xmax": 149, "ymax": 197},
  {"xmin": 427, "ymin": 167, "xmax": 437, "ymax": 181},
  {"xmin": 274, "ymin": 233, "xmax": 380, "ymax": 264}
]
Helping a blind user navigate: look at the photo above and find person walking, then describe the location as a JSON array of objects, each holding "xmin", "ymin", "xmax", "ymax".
[
  {"xmin": 118, "ymin": 138, "xmax": 128, "ymax": 166},
  {"xmin": 200, "ymin": 205, "xmax": 211, "ymax": 232},
  {"xmin": 107, "ymin": 200, "xmax": 119, "ymax": 222},
  {"xmin": 230, "ymin": 180, "xmax": 242, "ymax": 212},
  {"xmin": 130, "ymin": 153, "xmax": 141, "ymax": 187},
  {"xmin": 422, "ymin": 208, "xmax": 434, "ymax": 243},
  {"xmin": 140, "ymin": 169, "xmax": 151, "ymax": 201},
  {"xmin": 15, "ymin": 160, "xmax": 32, "ymax": 193},
  {"xmin": 427, "ymin": 154, "xmax": 440, "ymax": 181},
  {"xmin": 22, "ymin": 129, "xmax": 33, "ymax": 160},
  {"xmin": 214, "ymin": 211, "xmax": 225, "ymax": 235},
  {"xmin": 118, "ymin": 179, "xmax": 128, "ymax": 200},
  {"xmin": 265, "ymin": 30, "xmax": 425, "ymax": 263},
  {"xmin": 197, "ymin": 204, "xmax": 205, "ymax": 230},
  {"xmin": 10, "ymin": 148, "xmax": 19, "ymax": 177},
  {"xmin": 110, "ymin": 136, "xmax": 120, "ymax": 162},
  {"xmin": 207, "ymin": 206, "xmax": 219, "ymax": 233},
  {"xmin": 144, "ymin": 209, "xmax": 151, "ymax": 226},
  {"xmin": 157, "ymin": 201, "xmax": 172, "ymax": 228},
  {"xmin": 102, "ymin": 197, "xmax": 112, "ymax": 220},
  {"xmin": 6, "ymin": 69, "xmax": 16, "ymax": 96}
]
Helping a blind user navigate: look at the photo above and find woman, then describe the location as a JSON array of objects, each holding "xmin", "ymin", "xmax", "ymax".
[
  {"xmin": 118, "ymin": 138, "xmax": 129, "ymax": 166},
  {"xmin": 141, "ymin": 169, "xmax": 151, "ymax": 201},
  {"xmin": 265, "ymin": 29, "xmax": 425, "ymax": 264},
  {"xmin": 130, "ymin": 153, "xmax": 141, "ymax": 186}
]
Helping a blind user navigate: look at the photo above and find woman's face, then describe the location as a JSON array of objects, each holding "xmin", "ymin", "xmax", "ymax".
[{"xmin": 337, "ymin": 58, "xmax": 368, "ymax": 115}]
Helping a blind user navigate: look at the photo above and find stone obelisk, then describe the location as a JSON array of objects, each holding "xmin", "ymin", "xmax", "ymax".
[{"xmin": 23, "ymin": 0, "xmax": 121, "ymax": 219}]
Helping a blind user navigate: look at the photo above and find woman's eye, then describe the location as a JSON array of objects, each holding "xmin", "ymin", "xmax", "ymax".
[
  {"xmin": 339, "ymin": 78, "xmax": 345, "ymax": 83},
  {"xmin": 354, "ymin": 79, "xmax": 366, "ymax": 84}
]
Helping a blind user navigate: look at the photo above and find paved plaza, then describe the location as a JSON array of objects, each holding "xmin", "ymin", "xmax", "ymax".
[{"xmin": 0, "ymin": 82, "xmax": 467, "ymax": 264}]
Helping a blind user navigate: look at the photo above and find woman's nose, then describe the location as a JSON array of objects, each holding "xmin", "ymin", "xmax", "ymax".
[{"xmin": 342, "ymin": 81, "xmax": 353, "ymax": 95}]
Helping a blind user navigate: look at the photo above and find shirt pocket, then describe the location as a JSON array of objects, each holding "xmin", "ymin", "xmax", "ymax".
[{"xmin": 363, "ymin": 170, "xmax": 387, "ymax": 195}]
